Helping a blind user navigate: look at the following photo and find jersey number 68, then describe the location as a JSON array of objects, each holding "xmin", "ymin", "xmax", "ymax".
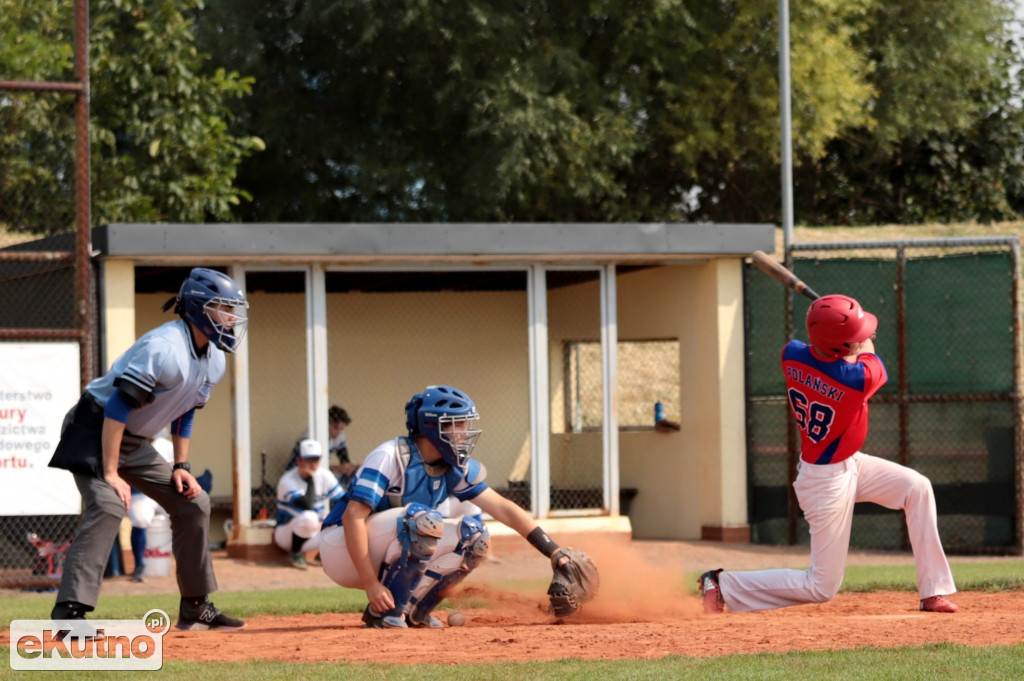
[{"xmin": 787, "ymin": 388, "xmax": 835, "ymax": 444}]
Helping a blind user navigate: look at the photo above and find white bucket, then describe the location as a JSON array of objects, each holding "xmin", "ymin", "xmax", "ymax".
[{"xmin": 144, "ymin": 514, "xmax": 172, "ymax": 578}]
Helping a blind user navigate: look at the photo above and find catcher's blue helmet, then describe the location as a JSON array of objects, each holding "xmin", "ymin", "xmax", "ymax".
[
  {"xmin": 405, "ymin": 385, "xmax": 481, "ymax": 469},
  {"xmin": 168, "ymin": 268, "xmax": 249, "ymax": 353}
]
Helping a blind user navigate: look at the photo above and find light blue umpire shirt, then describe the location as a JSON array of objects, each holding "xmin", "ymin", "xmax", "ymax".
[{"xmin": 84, "ymin": 319, "xmax": 225, "ymax": 439}]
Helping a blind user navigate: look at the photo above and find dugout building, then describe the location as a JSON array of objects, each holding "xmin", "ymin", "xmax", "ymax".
[
  {"xmin": 7, "ymin": 221, "xmax": 775, "ymax": 557},
  {"xmin": 3, "ymin": 225, "xmax": 1021, "ymax": 565}
]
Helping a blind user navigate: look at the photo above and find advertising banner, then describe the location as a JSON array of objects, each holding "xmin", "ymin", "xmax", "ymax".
[{"xmin": 0, "ymin": 343, "xmax": 82, "ymax": 515}]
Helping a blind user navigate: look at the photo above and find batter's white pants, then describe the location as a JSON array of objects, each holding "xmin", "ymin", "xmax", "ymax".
[
  {"xmin": 719, "ymin": 452, "xmax": 956, "ymax": 612},
  {"xmin": 273, "ymin": 511, "xmax": 324, "ymax": 553}
]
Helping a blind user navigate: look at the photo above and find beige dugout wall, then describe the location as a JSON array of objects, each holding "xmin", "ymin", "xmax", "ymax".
[
  {"xmin": 112, "ymin": 257, "xmax": 748, "ymax": 542},
  {"xmin": 244, "ymin": 291, "xmax": 309, "ymax": 485},
  {"xmin": 132, "ymin": 280, "xmax": 532, "ymax": 503},
  {"xmin": 324, "ymin": 288, "xmax": 531, "ymax": 487},
  {"xmin": 615, "ymin": 260, "xmax": 748, "ymax": 540},
  {"xmin": 538, "ymin": 261, "xmax": 748, "ymax": 539}
]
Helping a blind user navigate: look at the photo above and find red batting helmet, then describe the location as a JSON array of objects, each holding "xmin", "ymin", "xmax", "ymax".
[{"xmin": 806, "ymin": 294, "xmax": 877, "ymax": 358}]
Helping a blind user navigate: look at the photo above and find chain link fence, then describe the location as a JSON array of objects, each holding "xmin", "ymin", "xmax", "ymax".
[
  {"xmin": 745, "ymin": 238, "xmax": 1022, "ymax": 554},
  {"xmin": 0, "ymin": 243, "xmax": 84, "ymax": 586},
  {"xmin": 0, "ymin": 0, "xmax": 94, "ymax": 588}
]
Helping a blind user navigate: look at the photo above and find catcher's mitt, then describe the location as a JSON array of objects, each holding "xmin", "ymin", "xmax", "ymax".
[{"xmin": 547, "ymin": 547, "xmax": 599, "ymax": 617}]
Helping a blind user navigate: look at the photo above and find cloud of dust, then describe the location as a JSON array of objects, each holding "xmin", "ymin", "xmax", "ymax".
[
  {"xmin": 452, "ymin": 535, "xmax": 704, "ymax": 623},
  {"xmin": 568, "ymin": 534, "xmax": 703, "ymax": 622}
]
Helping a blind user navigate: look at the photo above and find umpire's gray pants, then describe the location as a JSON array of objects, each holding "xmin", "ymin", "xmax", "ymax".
[{"xmin": 57, "ymin": 432, "xmax": 218, "ymax": 608}]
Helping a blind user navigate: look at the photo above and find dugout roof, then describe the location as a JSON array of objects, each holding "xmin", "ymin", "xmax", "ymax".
[{"xmin": 90, "ymin": 222, "xmax": 774, "ymax": 264}]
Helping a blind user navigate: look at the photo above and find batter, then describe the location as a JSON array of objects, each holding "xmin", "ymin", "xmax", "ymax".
[{"xmin": 699, "ymin": 294, "xmax": 958, "ymax": 614}]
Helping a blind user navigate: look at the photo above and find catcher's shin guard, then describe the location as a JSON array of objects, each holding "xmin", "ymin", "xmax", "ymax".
[
  {"xmin": 408, "ymin": 516, "xmax": 490, "ymax": 626},
  {"xmin": 408, "ymin": 570, "xmax": 468, "ymax": 626},
  {"xmin": 378, "ymin": 504, "xmax": 444, "ymax": 624}
]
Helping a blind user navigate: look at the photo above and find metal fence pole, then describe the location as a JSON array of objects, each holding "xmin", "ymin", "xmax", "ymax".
[
  {"xmin": 896, "ymin": 245, "xmax": 909, "ymax": 550},
  {"xmin": 1013, "ymin": 241, "xmax": 1024, "ymax": 554},
  {"xmin": 73, "ymin": 0, "xmax": 94, "ymax": 387},
  {"xmin": 784, "ymin": 264, "xmax": 797, "ymax": 544}
]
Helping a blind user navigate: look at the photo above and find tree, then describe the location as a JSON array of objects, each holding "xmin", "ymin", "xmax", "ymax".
[
  {"xmin": 194, "ymin": 0, "xmax": 1022, "ymax": 225},
  {"xmin": 197, "ymin": 0, "xmax": 878, "ymax": 222},
  {"xmin": 793, "ymin": 0, "xmax": 1024, "ymax": 224},
  {"xmin": 0, "ymin": 1, "xmax": 77, "ymax": 234},
  {"xmin": 0, "ymin": 0, "xmax": 262, "ymax": 234}
]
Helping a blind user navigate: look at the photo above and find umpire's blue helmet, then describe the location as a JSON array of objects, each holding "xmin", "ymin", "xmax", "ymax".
[
  {"xmin": 170, "ymin": 268, "xmax": 249, "ymax": 353},
  {"xmin": 405, "ymin": 385, "xmax": 481, "ymax": 469}
]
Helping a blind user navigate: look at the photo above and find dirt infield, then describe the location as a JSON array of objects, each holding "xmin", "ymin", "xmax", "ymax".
[
  {"xmin": 165, "ymin": 591, "xmax": 1024, "ymax": 663},
  {"xmin": 10, "ymin": 538, "xmax": 1024, "ymax": 662}
]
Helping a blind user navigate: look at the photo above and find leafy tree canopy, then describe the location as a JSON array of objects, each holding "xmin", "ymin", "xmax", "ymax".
[
  {"xmin": 0, "ymin": 0, "xmax": 263, "ymax": 234},
  {"xmin": 197, "ymin": 0, "xmax": 880, "ymax": 222},
  {"xmin": 197, "ymin": 0, "xmax": 1022, "ymax": 225},
  {"xmin": 5, "ymin": 0, "xmax": 1020, "ymax": 229}
]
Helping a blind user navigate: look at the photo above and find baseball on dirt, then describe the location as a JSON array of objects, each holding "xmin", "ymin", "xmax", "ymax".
[{"xmin": 447, "ymin": 612, "xmax": 466, "ymax": 627}]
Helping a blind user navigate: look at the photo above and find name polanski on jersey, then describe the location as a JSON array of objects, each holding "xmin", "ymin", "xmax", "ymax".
[{"xmin": 785, "ymin": 367, "xmax": 846, "ymax": 402}]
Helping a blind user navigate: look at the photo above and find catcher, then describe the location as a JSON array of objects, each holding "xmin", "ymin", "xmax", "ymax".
[{"xmin": 318, "ymin": 385, "xmax": 599, "ymax": 628}]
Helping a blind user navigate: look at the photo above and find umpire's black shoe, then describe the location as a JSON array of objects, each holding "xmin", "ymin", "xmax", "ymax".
[
  {"xmin": 51, "ymin": 601, "xmax": 104, "ymax": 641},
  {"xmin": 176, "ymin": 598, "xmax": 246, "ymax": 631},
  {"xmin": 51, "ymin": 601, "xmax": 89, "ymax": 620}
]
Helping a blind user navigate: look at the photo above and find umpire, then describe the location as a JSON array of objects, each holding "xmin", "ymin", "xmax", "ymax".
[{"xmin": 48, "ymin": 268, "xmax": 249, "ymax": 631}]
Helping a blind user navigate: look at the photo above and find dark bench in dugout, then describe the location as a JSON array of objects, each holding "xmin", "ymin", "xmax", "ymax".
[{"xmin": 496, "ymin": 483, "xmax": 638, "ymax": 515}]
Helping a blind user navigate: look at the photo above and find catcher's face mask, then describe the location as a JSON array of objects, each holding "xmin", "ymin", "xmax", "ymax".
[{"xmin": 438, "ymin": 414, "xmax": 482, "ymax": 467}]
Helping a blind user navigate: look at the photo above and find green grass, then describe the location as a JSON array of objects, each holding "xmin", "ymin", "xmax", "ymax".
[
  {"xmin": 0, "ymin": 587, "xmax": 368, "ymax": 630},
  {"xmin": 1, "ymin": 644, "xmax": 1023, "ymax": 680},
  {"xmin": 842, "ymin": 561, "xmax": 1024, "ymax": 593}
]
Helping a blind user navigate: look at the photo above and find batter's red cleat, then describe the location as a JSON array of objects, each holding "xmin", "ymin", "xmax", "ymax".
[
  {"xmin": 698, "ymin": 569, "xmax": 724, "ymax": 614},
  {"xmin": 920, "ymin": 595, "xmax": 958, "ymax": 613}
]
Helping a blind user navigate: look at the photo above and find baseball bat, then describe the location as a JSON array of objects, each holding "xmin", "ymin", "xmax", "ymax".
[{"xmin": 751, "ymin": 250, "xmax": 821, "ymax": 301}]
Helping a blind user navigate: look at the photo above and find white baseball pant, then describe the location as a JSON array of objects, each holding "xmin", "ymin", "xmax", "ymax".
[
  {"xmin": 318, "ymin": 506, "xmax": 471, "ymax": 590},
  {"xmin": 719, "ymin": 452, "xmax": 956, "ymax": 612},
  {"xmin": 273, "ymin": 511, "xmax": 324, "ymax": 553}
]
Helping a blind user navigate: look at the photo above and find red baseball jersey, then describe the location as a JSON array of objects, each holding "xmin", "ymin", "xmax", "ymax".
[{"xmin": 781, "ymin": 339, "xmax": 888, "ymax": 465}]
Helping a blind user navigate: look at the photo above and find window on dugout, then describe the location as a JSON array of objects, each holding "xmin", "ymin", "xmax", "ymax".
[{"xmin": 564, "ymin": 339, "xmax": 680, "ymax": 431}]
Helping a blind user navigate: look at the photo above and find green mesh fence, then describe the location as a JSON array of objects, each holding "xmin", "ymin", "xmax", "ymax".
[{"xmin": 745, "ymin": 242, "xmax": 1021, "ymax": 554}]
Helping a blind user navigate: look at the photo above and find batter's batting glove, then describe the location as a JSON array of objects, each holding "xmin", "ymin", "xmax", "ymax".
[{"xmin": 547, "ymin": 547, "xmax": 600, "ymax": 617}]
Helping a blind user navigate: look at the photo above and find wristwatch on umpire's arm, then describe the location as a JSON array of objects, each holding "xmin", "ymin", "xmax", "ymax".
[{"xmin": 172, "ymin": 462, "xmax": 191, "ymax": 473}]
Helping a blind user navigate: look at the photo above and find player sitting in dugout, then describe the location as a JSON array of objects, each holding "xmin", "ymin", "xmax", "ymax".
[
  {"xmin": 275, "ymin": 439, "xmax": 344, "ymax": 569},
  {"xmin": 318, "ymin": 385, "xmax": 598, "ymax": 628},
  {"xmin": 289, "ymin": 405, "xmax": 357, "ymax": 489}
]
